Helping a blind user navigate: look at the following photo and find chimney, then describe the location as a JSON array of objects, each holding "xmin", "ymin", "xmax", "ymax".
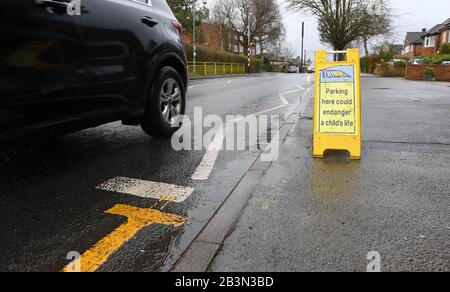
[{"xmin": 422, "ymin": 28, "xmax": 427, "ymax": 33}]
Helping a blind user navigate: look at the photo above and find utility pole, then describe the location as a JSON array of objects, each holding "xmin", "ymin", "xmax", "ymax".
[
  {"xmin": 193, "ymin": 1, "xmax": 197, "ymax": 76},
  {"xmin": 247, "ymin": 11, "xmax": 252, "ymax": 74},
  {"xmin": 304, "ymin": 49, "xmax": 307, "ymax": 69},
  {"xmin": 301, "ymin": 22, "xmax": 304, "ymax": 73}
]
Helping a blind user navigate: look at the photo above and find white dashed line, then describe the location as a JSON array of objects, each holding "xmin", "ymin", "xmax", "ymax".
[
  {"xmin": 191, "ymin": 125, "xmax": 225, "ymax": 181},
  {"xmin": 96, "ymin": 177, "xmax": 195, "ymax": 203}
]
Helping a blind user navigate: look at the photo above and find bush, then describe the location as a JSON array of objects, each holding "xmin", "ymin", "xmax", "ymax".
[
  {"xmin": 249, "ymin": 57, "xmax": 262, "ymax": 73},
  {"xmin": 393, "ymin": 59, "xmax": 407, "ymax": 67},
  {"xmin": 184, "ymin": 45, "xmax": 262, "ymax": 73},
  {"xmin": 424, "ymin": 67, "xmax": 435, "ymax": 76},
  {"xmin": 360, "ymin": 56, "xmax": 369, "ymax": 73},
  {"xmin": 185, "ymin": 45, "xmax": 247, "ymax": 64},
  {"xmin": 360, "ymin": 56, "xmax": 379, "ymax": 73},
  {"xmin": 439, "ymin": 43, "xmax": 450, "ymax": 55},
  {"xmin": 421, "ymin": 54, "xmax": 450, "ymax": 64}
]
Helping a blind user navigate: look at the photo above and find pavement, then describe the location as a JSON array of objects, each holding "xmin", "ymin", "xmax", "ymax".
[
  {"xmin": 206, "ymin": 75, "xmax": 450, "ymax": 272},
  {"xmin": 0, "ymin": 73, "xmax": 448, "ymax": 272}
]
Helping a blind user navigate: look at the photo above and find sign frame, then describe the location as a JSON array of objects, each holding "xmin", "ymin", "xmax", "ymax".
[{"xmin": 313, "ymin": 49, "xmax": 362, "ymax": 160}]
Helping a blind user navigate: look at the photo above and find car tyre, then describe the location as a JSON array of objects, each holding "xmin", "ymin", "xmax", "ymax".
[{"xmin": 141, "ymin": 66, "xmax": 186, "ymax": 138}]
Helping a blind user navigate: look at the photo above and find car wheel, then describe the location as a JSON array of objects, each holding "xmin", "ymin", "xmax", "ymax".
[{"xmin": 141, "ymin": 66, "xmax": 186, "ymax": 138}]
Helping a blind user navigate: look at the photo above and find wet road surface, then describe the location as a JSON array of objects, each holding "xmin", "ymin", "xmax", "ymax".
[
  {"xmin": 0, "ymin": 73, "xmax": 311, "ymax": 272},
  {"xmin": 209, "ymin": 76, "xmax": 450, "ymax": 272}
]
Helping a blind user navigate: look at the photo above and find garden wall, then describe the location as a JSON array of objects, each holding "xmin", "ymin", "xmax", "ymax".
[
  {"xmin": 375, "ymin": 64, "xmax": 406, "ymax": 77},
  {"xmin": 406, "ymin": 64, "xmax": 450, "ymax": 81}
]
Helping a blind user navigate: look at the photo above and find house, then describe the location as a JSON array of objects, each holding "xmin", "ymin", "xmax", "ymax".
[
  {"xmin": 438, "ymin": 18, "xmax": 450, "ymax": 48},
  {"xmin": 422, "ymin": 18, "xmax": 450, "ymax": 55},
  {"xmin": 393, "ymin": 44, "xmax": 404, "ymax": 57},
  {"xmin": 183, "ymin": 22, "xmax": 258, "ymax": 56},
  {"xmin": 183, "ymin": 23, "xmax": 222, "ymax": 52},
  {"xmin": 401, "ymin": 30, "xmax": 426, "ymax": 57}
]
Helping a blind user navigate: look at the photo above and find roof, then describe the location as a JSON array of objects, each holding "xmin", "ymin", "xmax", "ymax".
[
  {"xmin": 439, "ymin": 18, "xmax": 450, "ymax": 31},
  {"xmin": 423, "ymin": 18, "xmax": 450, "ymax": 35},
  {"xmin": 425, "ymin": 24, "xmax": 443, "ymax": 36},
  {"xmin": 393, "ymin": 45, "xmax": 403, "ymax": 54},
  {"xmin": 406, "ymin": 32, "xmax": 424, "ymax": 44}
]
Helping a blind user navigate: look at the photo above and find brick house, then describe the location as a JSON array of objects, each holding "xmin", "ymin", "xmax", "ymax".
[
  {"xmin": 422, "ymin": 18, "xmax": 450, "ymax": 55},
  {"xmin": 401, "ymin": 30, "xmax": 425, "ymax": 57},
  {"xmin": 183, "ymin": 23, "xmax": 222, "ymax": 51},
  {"xmin": 438, "ymin": 18, "xmax": 450, "ymax": 48},
  {"xmin": 183, "ymin": 22, "xmax": 258, "ymax": 56}
]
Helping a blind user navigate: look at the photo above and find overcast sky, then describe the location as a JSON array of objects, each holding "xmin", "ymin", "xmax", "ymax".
[{"xmin": 206, "ymin": 0, "xmax": 450, "ymax": 60}]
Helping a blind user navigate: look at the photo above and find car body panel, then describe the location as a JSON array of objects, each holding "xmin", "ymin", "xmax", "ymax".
[{"xmin": 0, "ymin": 0, "xmax": 187, "ymax": 142}]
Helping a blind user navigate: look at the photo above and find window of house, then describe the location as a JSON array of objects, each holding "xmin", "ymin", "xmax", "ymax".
[{"xmin": 425, "ymin": 36, "xmax": 435, "ymax": 47}]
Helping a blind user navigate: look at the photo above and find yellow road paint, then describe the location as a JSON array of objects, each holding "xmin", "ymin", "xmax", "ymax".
[
  {"xmin": 160, "ymin": 195, "xmax": 177, "ymax": 210},
  {"xmin": 63, "ymin": 204, "xmax": 186, "ymax": 272}
]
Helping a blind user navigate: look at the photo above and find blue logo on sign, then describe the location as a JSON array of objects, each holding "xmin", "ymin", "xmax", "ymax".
[
  {"xmin": 320, "ymin": 66, "xmax": 354, "ymax": 83},
  {"xmin": 322, "ymin": 70, "xmax": 351, "ymax": 79}
]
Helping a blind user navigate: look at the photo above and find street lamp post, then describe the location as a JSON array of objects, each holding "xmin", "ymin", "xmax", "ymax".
[
  {"xmin": 247, "ymin": 11, "xmax": 252, "ymax": 74},
  {"xmin": 193, "ymin": 0, "xmax": 197, "ymax": 76},
  {"xmin": 301, "ymin": 22, "xmax": 304, "ymax": 72}
]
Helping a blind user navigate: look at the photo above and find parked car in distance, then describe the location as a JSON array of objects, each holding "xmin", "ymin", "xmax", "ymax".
[
  {"xmin": 287, "ymin": 66, "xmax": 298, "ymax": 73},
  {"xmin": 410, "ymin": 58, "xmax": 424, "ymax": 65},
  {"xmin": 388, "ymin": 59, "xmax": 407, "ymax": 66},
  {"xmin": 307, "ymin": 66, "xmax": 315, "ymax": 73},
  {"xmin": 442, "ymin": 61, "xmax": 450, "ymax": 65},
  {"xmin": 0, "ymin": 0, "xmax": 188, "ymax": 142}
]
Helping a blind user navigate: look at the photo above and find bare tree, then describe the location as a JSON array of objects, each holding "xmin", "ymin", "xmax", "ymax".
[
  {"xmin": 211, "ymin": 0, "xmax": 285, "ymax": 56},
  {"xmin": 252, "ymin": 0, "xmax": 286, "ymax": 57},
  {"xmin": 287, "ymin": 0, "xmax": 393, "ymax": 58}
]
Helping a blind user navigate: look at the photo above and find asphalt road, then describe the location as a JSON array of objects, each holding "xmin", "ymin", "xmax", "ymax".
[{"xmin": 0, "ymin": 73, "xmax": 311, "ymax": 272}]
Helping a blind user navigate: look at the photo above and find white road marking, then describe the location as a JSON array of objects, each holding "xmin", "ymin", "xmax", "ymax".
[
  {"xmin": 191, "ymin": 125, "xmax": 225, "ymax": 181},
  {"xmin": 250, "ymin": 104, "xmax": 287, "ymax": 116},
  {"xmin": 188, "ymin": 85, "xmax": 196, "ymax": 90},
  {"xmin": 226, "ymin": 80, "xmax": 232, "ymax": 84},
  {"xmin": 278, "ymin": 93, "xmax": 289, "ymax": 105},
  {"xmin": 296, "ymin": 85, "xmax": 305, "ymax": 90},
  {"xmin": 96, "ymin": 177, "xmax": 195, "ymax": 203},
  {"xmin": 191, "ymin": 84, "xmax": 313, "ymax": 181}
]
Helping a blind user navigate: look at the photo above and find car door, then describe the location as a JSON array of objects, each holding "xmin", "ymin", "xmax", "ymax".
[
  {"xmin": 0, "ymin": 0, "xmax": 85, "ymax": 134},
  {"xmin": 78, "ymin": 0, "xmax": 164, "ymax": 111}
]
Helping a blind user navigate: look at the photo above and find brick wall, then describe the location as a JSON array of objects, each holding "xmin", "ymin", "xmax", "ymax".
[
  {"xmin": 375, "ymin": 64, "xmax": 406, "ymax": 77},
  {"xmin": 406, "ymin": 64, "xmax": 450, "ymax": 81}
]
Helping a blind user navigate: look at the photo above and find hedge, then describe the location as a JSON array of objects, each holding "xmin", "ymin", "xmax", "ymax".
[
  {"xmin": 185, "ymin": 45, "xmax": 261, "ymax": 73},
  {"xmin": 185, "ymin": 45, "xmax": 247, "ymax": 63}
]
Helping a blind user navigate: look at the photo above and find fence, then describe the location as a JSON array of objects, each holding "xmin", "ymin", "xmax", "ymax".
[{"xmin": 188, "ymin": 62, "xmax": 246, "ymax": 78}]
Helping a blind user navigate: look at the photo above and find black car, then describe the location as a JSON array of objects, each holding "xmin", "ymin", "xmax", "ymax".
[{"xmin": 0, "ymin": 0, "xmax": 188, "ymax": 141}]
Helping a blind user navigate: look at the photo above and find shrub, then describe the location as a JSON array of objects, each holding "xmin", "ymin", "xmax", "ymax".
[
  {"xmin": 439, "ymin": 43, "xmax": 450, "ymax": 55},
  {"xmin": 249, "ymin": 57, "xmax": 262, "ymax": 73},
  {"xmin": 360, "ymin": 56, "xmax": 369, "ymax": 73},
  {"xmin": 421, "ymin": 54, "xmax": 450, "ymax": 64},
  {"xmin": 424, "ymin": 67, "xmax": 435, "ymax": 76},
  {"xmin": 184, "ymin": 45, "xmax": 248, "ymax": 64},
  {"xmin": 393, "ymin": 60, "xmax": 407, "ymax": 67},
  {"xmin": 184, "ymin": 45, "xmax": 262, "ymax": 73}
]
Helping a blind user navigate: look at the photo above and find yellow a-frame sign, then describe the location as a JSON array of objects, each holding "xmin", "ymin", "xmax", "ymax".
[{"xmin": 313, "ymin": 49, "xmax": 362, "ymax": 160}]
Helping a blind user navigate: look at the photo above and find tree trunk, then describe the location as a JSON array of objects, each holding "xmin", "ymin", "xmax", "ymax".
[{"xmin": 364, "ymin": 38, "xmax": 370, "ymax": 57}]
